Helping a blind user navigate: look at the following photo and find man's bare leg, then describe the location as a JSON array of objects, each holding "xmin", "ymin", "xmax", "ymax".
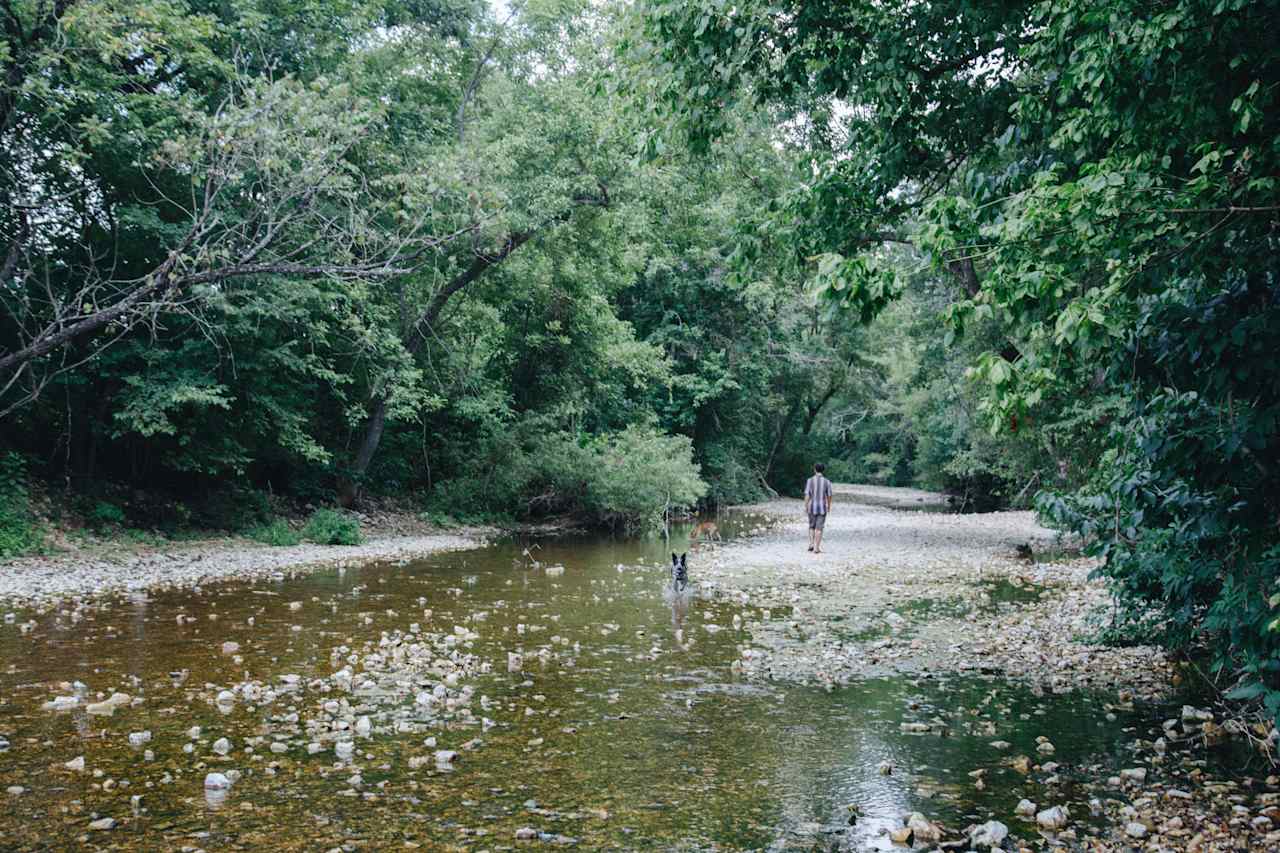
[{"xmin": 814, "ymin": 526, "xmax": 824, "ymax": 553}]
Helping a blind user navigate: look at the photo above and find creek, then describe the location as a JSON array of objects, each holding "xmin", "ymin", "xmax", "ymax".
[{"xmin": 0, "ymin": 514, "xmax": 1219, "ymax": 850}]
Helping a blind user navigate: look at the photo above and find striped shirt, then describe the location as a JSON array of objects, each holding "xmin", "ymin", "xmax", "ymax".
[{"xmin": 804, "ymin": 475, "xmax": 832, "ymax": 514}]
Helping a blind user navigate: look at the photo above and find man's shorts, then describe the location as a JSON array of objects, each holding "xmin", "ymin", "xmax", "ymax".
[{"xmin": 808, "ymin": 512, "xmax": 826, "ymax": 531}]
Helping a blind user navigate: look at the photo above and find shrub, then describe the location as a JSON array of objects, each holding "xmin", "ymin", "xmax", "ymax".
[
  {"xmin": 88, "ymin": 500, "xmax": 127, "ymax": 530},
  {"xmin": 421, "ymin": 418, "xmax": 708, "ymax": 531},
  {"xmin": 192, "ymin": 487, "xmax": 273, "ymax": 531},
  {"xmin": 302, "ymin": 508, "xmax": 362, "ymax": 545},
  {"xmin": 248, "ymin": 518, "xmax": 302, "ymax": 546},
  {"xmin": 0, "ymin": 453, "xmax": 39, "ymax": 558},
  {"xmin": 579, "ymin": 426, "xmax": 708, "ymax": 530}
]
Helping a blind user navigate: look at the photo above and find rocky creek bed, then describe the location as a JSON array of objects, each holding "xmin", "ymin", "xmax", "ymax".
[
  {"xmin": 692, "ymin": 485, "xmax": 1280, "ymax": 851},
  {"xmin": 0, "ymin": 484, "xmax": 1274, "ymax": 851}
]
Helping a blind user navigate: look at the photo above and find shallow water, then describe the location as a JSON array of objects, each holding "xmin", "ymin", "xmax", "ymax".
[{"xmin": 0, "ymin": 520, "xmax": 1211, "ymax": 850}]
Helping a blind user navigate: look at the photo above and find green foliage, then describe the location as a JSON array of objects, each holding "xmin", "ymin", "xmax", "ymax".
[
  {"xmin": 87, "ymin": 501, "xmax": 127, "ymax": 530},
  {"xmin": 191, "ymin": 489, "xmax": 273, "ymax": 532},
  {"xmin": 0, "ymin": 453, "xmax": 39, "ymax": 558},
  {"xmin": 248, "ymin": 519, "xmax": 303, "ymax": 547},
  {"xmin": 423, "ymin": 420, "xmax": 706, "ymax": 531},
  {"xmin": 576, "ymin": 426, "xmax": 707, "ymax": 530},
  {"xmin": 638, "ymin": 0, "xmax": 1280, "ymax": 710},
  {"xmin": 302, "ymin": 509, "xmax": 363, "ymax": 546}
]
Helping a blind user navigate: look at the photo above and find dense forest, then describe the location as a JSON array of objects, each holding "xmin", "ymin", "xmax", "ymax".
[{"xmin": 2, "ymin": 0, "xmax": 1279, "ymax": 708}]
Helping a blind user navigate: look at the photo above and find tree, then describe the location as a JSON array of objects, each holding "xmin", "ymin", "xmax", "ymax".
[
  {"xmin": 335, "ymin": 4, "xmax": 620, "ymax": 504},
  {"xmin": 0, "ymin": 0, "xmax": 480, "ymax": 415},
  {"xmin": 636, "ymin": 0, "xmax": 1280, "ymax": 704}
]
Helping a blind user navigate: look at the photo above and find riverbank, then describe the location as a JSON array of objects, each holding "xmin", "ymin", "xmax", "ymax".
[
  {"xmin": 700, "ymin": 484, "xmax": 1280, "ymax": 851},
  {"xmin": 697, "ymin": 483, "xmax": 1175, "ymax": 699},
  {"xmin": 0, "ymin": 523, "xmax": 488, "ymax": 607}
]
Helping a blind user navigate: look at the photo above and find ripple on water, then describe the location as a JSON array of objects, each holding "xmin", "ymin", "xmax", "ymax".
[{"xmin": 0, "ymin": 524, "xmax": 1228, "ymax": 850}]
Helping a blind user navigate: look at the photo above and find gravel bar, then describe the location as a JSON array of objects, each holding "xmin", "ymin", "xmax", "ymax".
[{"xmin": 0, "ymin": 533, "xmax": 484, "ymax": 607}]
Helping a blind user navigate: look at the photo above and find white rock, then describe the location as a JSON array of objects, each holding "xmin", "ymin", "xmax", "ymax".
[
  {"xmin": 215, "ymin": 690, "xmax": 235, "ymax": 706},
  {"xmin": 1014, "ymin": 799, "xmax": 1037, "ymax": 817},
  {"xmin": 1125, "ymin": 822, "xmax": 1148, "ymax": 839},
  {"xmin": 65, "ymin": 756, "xmax": 86, "ymax": 772},
  {"xmin": 906, "ymin": 813, "xmax": 940, "ymax": 842},
  {"xmin": 86, "ymin": 692, "xmax": 131, "ymax": 715},
  {"xmin": 88, "ymin": 817, "xmax": 116, "ymax": 830},
  {"xmin": 970, "ymin": 820, "xmax": 1008, "ymax": 849},
  {"xmin": 203, "ymin": 772, "xmax": 232, "ymax": 790},
  {"xmin": 354, "ymin": 716, "xmax": 371, "ymax": 737},
  {"xmin": 211, "ymin": 737, "xmax": 232, "ymax": 756},
  {"xmin": 1036, "ymin": 805, "xmax": 1069, "ymax": 830},
  {"xmin": 335, "ymin": 741, "xmax": 354, "ymax": 760},
  {"xmin": 128, "ymin": 731, "xmax": 151, "ymax": 747}
]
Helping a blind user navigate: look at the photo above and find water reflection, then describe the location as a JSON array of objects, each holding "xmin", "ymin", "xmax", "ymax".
[{"xmin": 0, "ymin": 521, "xmax": 1196, "ymax": 850}]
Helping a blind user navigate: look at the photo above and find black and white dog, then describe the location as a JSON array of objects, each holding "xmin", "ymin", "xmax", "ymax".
[{"xmin": 670, "ymin": 552, "xmax": 689, "ymax": 592}]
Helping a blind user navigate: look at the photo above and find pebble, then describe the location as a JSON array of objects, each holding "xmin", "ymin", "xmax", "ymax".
[
  {"xmin": 88, "ymin": 817, "xmax": 116, "ymax": 830},
  {"xmin": 204, "ymin": 772, "xmax": 232, "ymax": 790},
  {"xmin": 1036, "ymin": 805, "xmax": 1069, "ymax": 830},
  {"xmin": 0, "ymin": 535, "xmax": 479, "ymax": 605},
  {"xmin": 86, "ymin": 692, "xmax": 131, "ymax": 715},
  {"xmin": 970, "ymin": 820, "xmax": 1008, "ymax": 848}
]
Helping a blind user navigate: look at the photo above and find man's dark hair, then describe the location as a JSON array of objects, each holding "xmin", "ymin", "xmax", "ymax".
[{"xmin": 814, "ymin": 463, "xmax": 825, "ymax": 473}]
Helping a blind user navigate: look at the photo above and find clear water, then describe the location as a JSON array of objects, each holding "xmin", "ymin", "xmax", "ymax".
[{"xmin": 0, "ymin": 521, "xmax": 1215, "ymax": 849}]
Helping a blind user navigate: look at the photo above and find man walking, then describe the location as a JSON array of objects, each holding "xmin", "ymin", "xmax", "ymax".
[{"xmin": 804, "ymin": 463, "xmax": 833, "ymax": 553}]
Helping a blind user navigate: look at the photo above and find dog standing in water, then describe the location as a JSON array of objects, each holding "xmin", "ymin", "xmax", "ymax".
[
  {"xmin": 670, "ymin": 552, "xmax": 689, "ymax": 592},
  {"xmin": 689, "ymin": 519, "xmax": 721, "ymax": 543}
]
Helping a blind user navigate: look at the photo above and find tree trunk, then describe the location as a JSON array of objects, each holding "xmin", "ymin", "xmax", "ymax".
[
  {"xmin": 337, "ymin": 197, "xmax": 607, "ymax": 505},
  {"xmin": 763, "ymin": 398, "xmax": 803, "ymax": 484},
  {"xmin": 947, "ymin": 256, "xmax": 980, "ymax": 297},
  {"xmin": 338, "ymin": 396, "xmax": 387, "ymax": 507}
]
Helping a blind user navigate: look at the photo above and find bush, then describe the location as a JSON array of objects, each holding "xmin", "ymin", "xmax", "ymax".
[
  {"xmin": 1036, "ymin": 273, "xmax": 1280, "ymax": 718},
  {"xmin": 248, "ymin": 518, "xmax": 302, "ymax": 546},
  {"xmin": 88, "ymin": 500, "xmax": 127, "ymax": 530},
  {"xmin": 421, "ymin": 419, "xmax": 708, "ymax": 531},
  {"xmin": 191, "ymin": 487, "xmax": 273, "ymax": 531},
  {"xmin": 578, "ymin": 426, "xmax": 707, "ymax": 530},
  {"xmin": 0, "ymin": 453, "xmax": 39, "ymax": 558},
  {"xmin": 302, "ymin": 508, "xmax": 362, "ymax": 545}
]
